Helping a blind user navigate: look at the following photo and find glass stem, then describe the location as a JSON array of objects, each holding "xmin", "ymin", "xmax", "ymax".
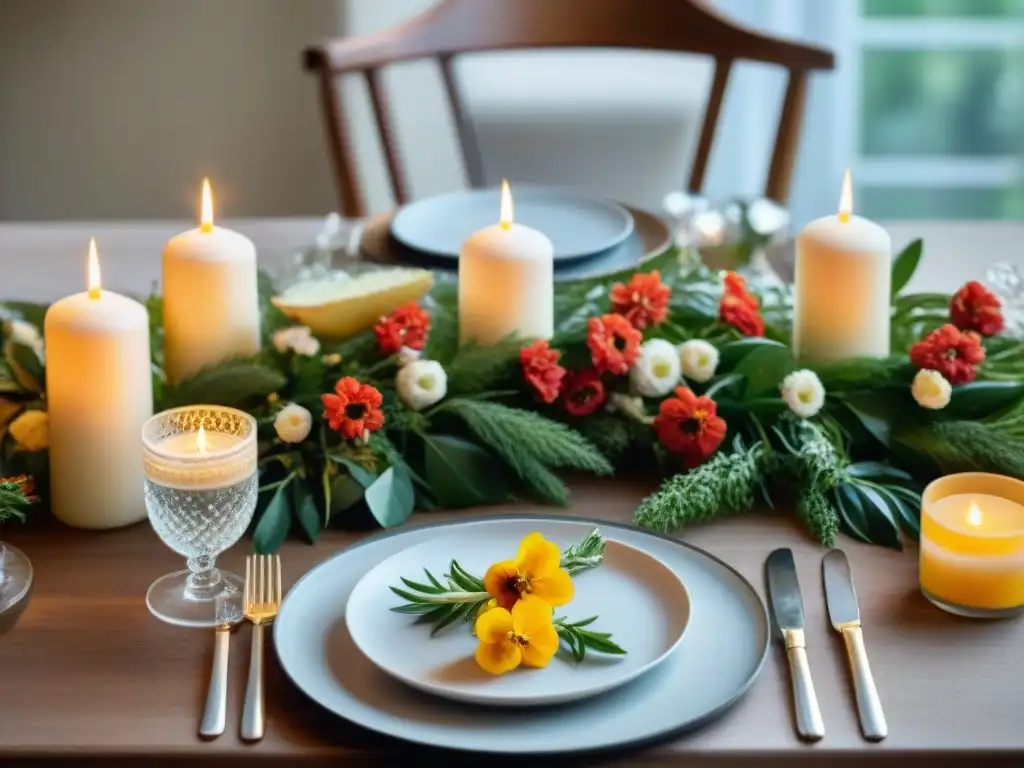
[{"xmin": 184, "ymin": 555, "xmax": 222, "ymax": 602}]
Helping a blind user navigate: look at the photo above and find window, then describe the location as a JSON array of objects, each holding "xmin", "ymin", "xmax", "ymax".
[{"xmin": 842, "ymin": 0, "xmax": 1024, "ymax": 220}]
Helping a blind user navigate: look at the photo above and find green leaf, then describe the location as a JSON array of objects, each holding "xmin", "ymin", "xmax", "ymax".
[
  {"xmin": 886, "ymin": 485, "xmax": 922, "ymax": 541},
  {"xmin": 844, "ymin": 462, "xmax": 913, "ymax": 484},
  {"xmin": 330, "ymin": 473, "xmax": 366, "ymax": 517},
  {"xmin": 364, "ymin": 464, "xmax": 416, "ymax": 528},
  {"xmin": 330, "ymin": 455, "xmax": 378, "ymax": 488},
  {"xmin": 944, "ymin": 381, "xmax": 1024, "ymax": 421},
  {"xmin": 732, "ymin": 343, "xmax": 794, "ymax": 397},
  {"xmin": 252, "ymin": 481, "xmax": 293, "ymax": 554},
  {"xmin": 717, "ymin": 337, "xmax": 790, "ymax": 371},
  {"xmin": 854, "ymin": 483, "xmax": 902, "ymax": 550},
  {"xmin": 162, "ymin": 358, "xmax": 286, "ymax": 409},
  {"xmin": 891, "ymin": 239, "xmax": 923, "ymax": 297},
  {"xmin": 422, "ymin": 433, "xmax": 510, "ymax": 508},
  {"xmin": 834, "ymin": 483, "xmax": 873, "ymax": 544},
  {"xmin": 6, "ymin": 341, "xmax": 45, "ymax": 394},
  {"xmin": 444, "ymin": 335, "xmax": 525, "ymax": 396},
  {"xmin": 842, "ymin": 395, "xmax": 895, "ymax": 448},
  {"xmin": 291, "ymin": 475, "xmax": 321, "ymax": 543}
]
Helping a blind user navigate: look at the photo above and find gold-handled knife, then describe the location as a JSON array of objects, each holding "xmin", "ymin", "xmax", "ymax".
[
  {"xmin": 823, "ymin": 549, "xmax": 887, "ymax": 741},
  {"xmin": 766, "ymin": 548, "xmax": 825, "ymax": 741}
]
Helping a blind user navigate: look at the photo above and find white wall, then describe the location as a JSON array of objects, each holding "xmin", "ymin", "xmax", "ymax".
[{"xmin": 0, "ymin": 0, "xmax": 338, "ymax": 221}]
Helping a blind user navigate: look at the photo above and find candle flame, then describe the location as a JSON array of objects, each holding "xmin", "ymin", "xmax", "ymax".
[
  {"xmin": 499, "ymin": 179, "xmax": 513, "ymax": 230},
  {"xmin": 200, "ymin": 178, "xmax": 214, "ymax": 233},
  {"xmin": 196, "ymin": 425, "xmax": 208, "ymax": 454},
  {"xmin": 967, "ymin": 500, "xmax": 983, "ymax": 527},
  {"xmin": 87, "ymin": 237, "xmax": 101, "ymax": 300},
  {"xmin": 838, "ymin": 168, "xmax": 853, "ymax": 223}
]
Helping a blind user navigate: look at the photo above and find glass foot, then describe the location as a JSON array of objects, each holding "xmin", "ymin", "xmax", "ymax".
[
  {"xmin": 921, "ymin": 588, "xmax": 1024, "ymax": 619},
  {"xmin": 146, "ymin": 569, "xmax": 244, "ymax": 628},
  {"xmin": 0, "ymin": 543, "xmax": 33, "ymax": 635}
]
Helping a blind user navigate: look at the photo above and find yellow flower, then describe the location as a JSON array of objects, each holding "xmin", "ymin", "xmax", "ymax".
[
  {"xmin": 483, "ymin": 532, "xmax": 574, "ymax": 611},
  {"xmin": 474, "ymin": 596, "xmax": 560, "ymax": 675},
  {"xmin": 9, "ymin": 409, "xmax": 48, "ymax": 452}
]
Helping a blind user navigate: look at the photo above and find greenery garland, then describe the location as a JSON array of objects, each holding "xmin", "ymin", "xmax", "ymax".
[{"xmin": 1, "ymin": 240, "xmax": 1023, "ymax": 553}]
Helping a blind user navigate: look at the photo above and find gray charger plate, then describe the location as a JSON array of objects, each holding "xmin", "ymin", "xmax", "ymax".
[{"xmin": 274, "ymin": 516, "xmax": 770, "ymax": 757}]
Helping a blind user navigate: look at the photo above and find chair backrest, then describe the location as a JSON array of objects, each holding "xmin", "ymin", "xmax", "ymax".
[{"xmin": 304, "ymin": 0, "xmax": 834, "ymax": 218}]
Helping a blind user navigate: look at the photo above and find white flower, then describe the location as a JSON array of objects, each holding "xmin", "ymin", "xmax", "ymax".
[
  {"xmin": 629, "ymin": 339, "xmax": 681, "ymax": 397},
  {"xmin": 912, "ymin": 369, "xmax": 952, "ymax": 410},
  {"xmin": 397, "ymin": 345, "xmax": 421, "ymax": 368},
  {"xmin": 678, "ymin": 339, "xmax": 719, "ymax": 383},
  {"xmin": 396, "ymin": 359, "xmax": 447, "ymax": 412},
  {"xmin": 780, "ymin": 369, "xmax": 826, "ymax": 419},
  {"xmin": 273, "ymin": 403, "xmax": 312, "ymax": 444},
  {"xmin": 272, "ymin": 326, "xmax": 320, "ymax": 357}
]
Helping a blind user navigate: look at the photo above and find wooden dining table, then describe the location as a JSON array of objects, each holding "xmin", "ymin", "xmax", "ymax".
[{"xmin": 1, "ymin": 217, "xmax": 1023, "ymax": 767}]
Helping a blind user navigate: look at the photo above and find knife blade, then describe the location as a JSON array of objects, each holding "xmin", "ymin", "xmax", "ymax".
[
  {"xmin": 766, "ymin": 548, "xmax": 824, "ymax": 741},
  {"xmin": 823, "ymin": 549, "xmax": 887, "ymax": 741}
]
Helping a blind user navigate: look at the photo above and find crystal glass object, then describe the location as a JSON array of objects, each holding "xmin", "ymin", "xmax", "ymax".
[
  {"xmin": 275, "ymin": 212, "xmax": 364, "ymax": 289},
  {"xmin": 0, "ymin": 541, "xmax": 32, "ymax": 636},
  {"xmin": 986, "ymin": 262, "xmax": 1024, "ymax": 338},
  {"xmin": 141, "ymin": 405, "xmax": 258, "ymax": 628}
]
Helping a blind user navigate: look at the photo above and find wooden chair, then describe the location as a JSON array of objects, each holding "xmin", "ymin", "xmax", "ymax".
[{"xmin": 304, "ymin": 0, "xmax": 834, "ymax": 219}]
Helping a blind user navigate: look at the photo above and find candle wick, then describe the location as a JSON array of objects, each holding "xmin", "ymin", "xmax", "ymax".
[
  {"xmin": 88, "ymin": 286, "xmax": 101, "ymax": 300},
  {"xmin": 499, "ymin": 221, "xmax": 512, "ymax": 232},
  {"xmin": 838, "ymin": 211, "xmax": 851, "ymax": 224},
  {"xmin": 200, "ymin": 222, "xmax": 214, "ymax": 234}
]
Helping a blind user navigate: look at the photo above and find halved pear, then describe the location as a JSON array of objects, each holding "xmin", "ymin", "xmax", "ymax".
[{"xmin": 271, "ymin": 268, "xmax": 434, "ymax": 341}]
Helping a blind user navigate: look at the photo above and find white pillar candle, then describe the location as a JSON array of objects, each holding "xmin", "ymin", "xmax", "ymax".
[
  {"xmin": 162, "ymin": 179, "xmax": 260, "ymax": 384},
  {"xmin": 793, "ymin": 170, "xmax": 892, "ymax": 364},
  {"xmin": 44, "ymin": 239, "xmax": 153, "ymax": 529},
  {"xmin": 459, "ymin": 180, "xmax": 554, "ymax": 346}
]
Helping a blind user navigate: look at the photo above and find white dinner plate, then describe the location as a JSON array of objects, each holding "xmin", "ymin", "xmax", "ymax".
[
  {"xmin": 390, "ymin": 185, "xmax": 635, "ymax": 262},
  {"xmin": 345, "ymin": 529, "xmax": 690, "ymax": 707},
  {"xmin": 274, "ymin": 516, "xmax": 770, "ymax": 756}
]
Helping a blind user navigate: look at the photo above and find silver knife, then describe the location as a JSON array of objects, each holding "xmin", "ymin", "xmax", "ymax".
[
  {"xmin": 823, "ymin": 549, "xmax": 887, "ymax": 741},
  {"xmin": 766, "ymin": 548, "xmax": 825, "ymax": 741},
  {"xmin": 199, "ymin": 590, "xmax": 242, "ymax": 738}
]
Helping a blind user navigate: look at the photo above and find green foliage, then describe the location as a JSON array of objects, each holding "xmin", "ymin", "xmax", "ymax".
[
  {"xmin": 890, "ymin": 238, "xmax": 923, "ymax": 297},
  {"xmin": 444, "ymin": 336, "xmax": 525, "ymax": 396},
  {"xmin": 161, "ymin": 358, "xmax": 287, "ymax": 410},
  {"xmin": 895, "ymin": 420, "xmax": 1024, "ymax": 479},
  {"xmin": 0, "ymin": 481, "xmax": 31, "ymax": 523},
  {"xmin": 633, "ymin": 437, "xmax": 770, "ymax": 533}
]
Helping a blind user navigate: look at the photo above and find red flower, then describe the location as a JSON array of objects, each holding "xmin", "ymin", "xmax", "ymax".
[
  {"xmin": 909, "ymin": 323, "xmax": 986, "ymax": 385},
  {"xmin": 720, "ymin": 295, "xmax": 765, "ymax": 337},
  {"xmin": 562, "ymin": 368, "xmax": 606, "ymax": 416},
  {"xmin": 586, "ymin": 314, "xmax": 642, "ymax": 375},
  {"xmin": 519, "ymin": 340, "xmax": 567, "ymax": 404},
  {"xmin": 321, "ymin": 377, "xmax": 385, "ymax": 439},
  {"xmin": 950, "ymin": 281, "xmax": 1004, "ymax": 337},
  {"xmin": 374, "ymin": 302, "xmax": 430, "ymax": 355},
  {"xmin": 609, "ymin": 270, "xmax": 671, "ymax": 329},
  {"xmin": 723, "ymin": 271, "xmax": 759, "ymax": 310},
  {"xmin": 652, "ymin": 387, "xmax": 727, "ymax": 469},
  {"xmin": 0, "ymin": 473, "xmax": 35, "ymax": 499}
]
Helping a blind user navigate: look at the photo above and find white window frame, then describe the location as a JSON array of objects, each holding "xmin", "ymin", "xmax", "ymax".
[{"xmin": 834, "ymin": 1, "xmax": 1022, "ymax": 208}]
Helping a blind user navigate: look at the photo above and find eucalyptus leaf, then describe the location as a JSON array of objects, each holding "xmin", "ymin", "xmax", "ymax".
[
  {"xmin": 422, "ymin": 433, "xmax": 510, "ymax": 508},
  {"xmin": 253, "ymin": 481, "xmax": 293, "ymax": 554},
  {"xmin": 330, "ymin": 456, "xmax": 378, "ymax": 488},
  {"xmin": 364, "ymin": 464, "xmax": 416, "ymax": 528},
  {"xmin": 291, "ymin": 476, "xmax": 322, "ymax": 543},
  {"xmin": 891, "ymin": 239, "xmax": 923, "ymax": 297},
  {"xmin": 330, "ymin": 473, "xmax": 366, "ymax": 517}
]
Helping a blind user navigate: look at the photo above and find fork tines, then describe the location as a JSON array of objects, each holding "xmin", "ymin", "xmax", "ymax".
[{"xmin": 244, "ymin": 554, "xmax": 283, "ymax": 615}]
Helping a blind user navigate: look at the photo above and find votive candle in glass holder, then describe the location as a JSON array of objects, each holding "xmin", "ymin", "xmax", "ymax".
[
  {"xmin": 920, "ymin": 472, "xmax": 1024, "ymax": 619},
  {"xmin": 141, "ymin": 405, "xmax": 258, "ymax": 628}
]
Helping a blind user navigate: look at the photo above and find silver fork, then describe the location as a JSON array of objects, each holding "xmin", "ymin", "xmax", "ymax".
[{"xmin": 240, "ymin": 554, "xmax": 282, "ymax": 742}]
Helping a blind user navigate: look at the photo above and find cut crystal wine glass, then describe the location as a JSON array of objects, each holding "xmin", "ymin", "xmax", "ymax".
[{"xmin": 141, "ymin": 405, "xmax": 258, "ymax": 628}]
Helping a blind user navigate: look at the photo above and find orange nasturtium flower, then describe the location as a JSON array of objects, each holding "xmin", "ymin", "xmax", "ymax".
[
  {"xmin": 474, "ymin": 596, "xmax": 560, "ymax": 675},
  {"xmin": 483, "ymin": 532, "xmax": 574, "ymax": 611}
]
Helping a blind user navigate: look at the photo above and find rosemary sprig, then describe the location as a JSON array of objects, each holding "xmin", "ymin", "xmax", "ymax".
[
  {"xmin": 389, "ymin": 527, "xmax": 606, "ymax": 636},
  {"xmin": 555, "ymin": 616, "xmax": 627, "ymax": 662}
]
